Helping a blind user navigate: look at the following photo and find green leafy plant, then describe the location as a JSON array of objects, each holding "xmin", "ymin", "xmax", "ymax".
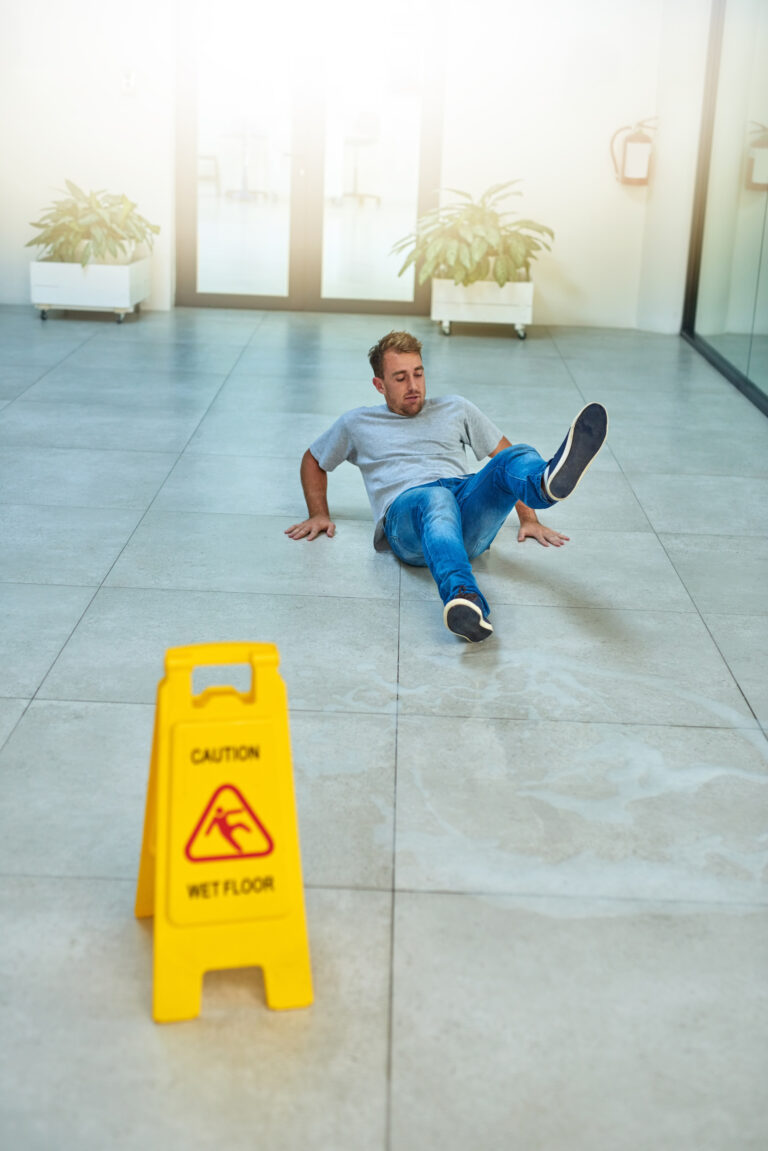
[
  {"xmin": 26, "ymin": 180, "xmax": 160, "ymax": 266},
  {"xmin": 392, "ymin": 181, "xmax": 553, "ymax": 288}
]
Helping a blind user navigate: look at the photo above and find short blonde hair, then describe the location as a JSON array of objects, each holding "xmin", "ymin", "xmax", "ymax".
[{"xmin": 368, "ymin": 330, "xmax": 423, "ymax": 378}]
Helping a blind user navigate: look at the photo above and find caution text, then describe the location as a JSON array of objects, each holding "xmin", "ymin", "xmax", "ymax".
[{"xmin": 190, "ymin": 745, "xmax": 260, "ymax": 764}]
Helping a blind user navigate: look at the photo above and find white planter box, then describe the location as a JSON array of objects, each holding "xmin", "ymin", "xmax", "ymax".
[
  {"xmin": 430, "ymin": 278, "xmax": 534, "ymax": 337},
  {"xmin": 30, "ymin": 258, "xmax": 151, "ymax": 320}
]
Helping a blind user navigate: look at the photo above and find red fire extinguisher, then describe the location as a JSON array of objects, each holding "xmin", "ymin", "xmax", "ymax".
[
  {"xmin": 746, "ymin": 122, "xmax": 768, "ymax": 191},
  {"xmin": 610, "ymin": 118, "xmax": 657, "ymax": 185}
]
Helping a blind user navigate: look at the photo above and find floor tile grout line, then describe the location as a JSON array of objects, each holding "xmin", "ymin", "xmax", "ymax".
[
  {"xmin": 654, "ymin": 531, "xmax": 766, "ymax": 738},
  {"xmin": 316, "ymin": 886, "xmax": 768, "ymax": 909},
  {"xmin": 27, "ymin": 588, "xmax": 104, "ymax": 708},
  {"xmin": 385, "ymin": 562, "xmax": 404, "ymax": 1151},
  {"xmin": 0, "ymin": 698, "xmax": 35, "ymax": 758},
  {"xmin": 2, "ymin": 871, "xmax": 766, "ymax": 914},
  {"xmin": 13, "ymin": 694, "xmax": 763, "ymax": 733},
  {"xmin": 6, "ymin": 575, "xmax": 766, "ymax": 619},
  {"xmin": 385, "ymin": 888, "xmax": 768, "ymax": 909},
  {"xmin": 10, "ymin": 371, "xmax": 248, "ymax": 399},
  {"xmin": 37, "ymin": 581, "xmax": 756, "ymax": 618},
  {"xmin": 0, "ymin": 322, "xmax": 104, "ymax": 409},
  {"xmin": 386, "ymin": 713, "xmax": 764, "ymax": 732},
  {"xmin": 0, "ymin": 444, "xmax": 197, "ymax": 460},
  {"xmin": 2, "ymin": 499, "xmax": 768, "ymax": 543}
]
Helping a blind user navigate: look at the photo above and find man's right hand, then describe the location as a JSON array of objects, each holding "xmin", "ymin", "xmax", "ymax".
[{"xmin": 284, "ymin": 515, "xmax": 336, "ymax": 541}]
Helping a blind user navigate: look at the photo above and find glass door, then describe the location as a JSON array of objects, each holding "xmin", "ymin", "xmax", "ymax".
[
  {"xmin": 319, "ymin": 64, "xmax": 424, "ymax": 304},
  {"xmin": 195, "ymin": 46, "xmax": 293, "ymax": 298},
  {"xmin": 176, "ymin": 0, "xmax": 441, "ymax": 314},
  {"xmin": 684, "ymin": 0, "xmax": 768, "ymax": 412}
]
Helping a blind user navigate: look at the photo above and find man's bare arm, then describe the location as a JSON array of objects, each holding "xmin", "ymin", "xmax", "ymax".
[
  {"xmin": 285, "ymin": 450, "xmax": 337, "ymax": 540},
  {"xmin": 488, "ymin": 436, "xmax": 569, "ymax": 548}
]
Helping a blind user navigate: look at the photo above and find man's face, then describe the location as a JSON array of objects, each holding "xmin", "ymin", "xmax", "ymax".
[{"xmin": 372, "ymin": 350, "xmax": 426, "ymax": 417}]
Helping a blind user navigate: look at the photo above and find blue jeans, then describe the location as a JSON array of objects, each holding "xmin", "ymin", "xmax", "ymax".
[{"xmin": 383, "ymin": 445, "xmax": 554, "ymax": 617}]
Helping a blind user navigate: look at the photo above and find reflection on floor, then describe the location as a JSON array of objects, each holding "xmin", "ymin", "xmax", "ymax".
[
  {"xmin": 699, "ymin": 330, "xmax": 768, "ymax": 388},
  {"xmin": 0, "ymin": 306, "xmax": 767, "ymax": 1150}
]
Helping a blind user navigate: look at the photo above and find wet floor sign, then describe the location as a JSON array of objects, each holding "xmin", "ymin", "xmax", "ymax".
[{"xmin": 135, "ymin": 643, "xmax": 313, "ymax": 1022}]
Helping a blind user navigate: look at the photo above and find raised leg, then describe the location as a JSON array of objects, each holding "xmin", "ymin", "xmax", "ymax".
[
  {"xmin": 543, "ymin": 403, "xmax": 608, "ymax": 501},
  {"xmin": 455, "ymin": 444, "xmax": 552, "ymax": 559}
]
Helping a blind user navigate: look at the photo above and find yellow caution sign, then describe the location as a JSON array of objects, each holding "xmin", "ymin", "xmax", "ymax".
[{"xmin": 135, "ymin": 643, "xmax": 313, "ymax": 1022}]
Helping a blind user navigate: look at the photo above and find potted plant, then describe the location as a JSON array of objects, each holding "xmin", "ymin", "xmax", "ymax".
[
  {"xmin": 26, "ymin": 180, "xmax": 160, "ymax": 322},
  {"xmin": 392, "ymin": 181, "xmax": 553, "ymax": 338}
]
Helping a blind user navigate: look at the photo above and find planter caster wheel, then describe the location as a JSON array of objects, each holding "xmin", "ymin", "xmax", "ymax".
[
  {"xmin": 40, "ymin": 309, "xmax": 48, "ymax": 321},
  {"xmin": 514, "ymin": 324, "xmax": 527, "ymax": 340},
  {"xmin": 440, "ymin": 320, "xmax": 451, "ymax": 336},
  {"xmin": 116, "ymin": 313, "xmax": 125, "ymax": 324}
]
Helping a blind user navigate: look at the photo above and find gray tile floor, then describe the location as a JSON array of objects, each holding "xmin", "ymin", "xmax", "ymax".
[{"xmin": 1, "ymin": 306, "xmax": 767, "ymax": 1150}]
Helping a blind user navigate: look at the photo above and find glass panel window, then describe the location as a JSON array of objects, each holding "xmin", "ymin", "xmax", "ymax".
[
  {"xmin": 320, "ymin": 68, "xmax": 421, "ymax": 302},
  {"xmin": 195, "ymin": 5, "xmax": 292, "ymax": 297},
  {"xmin": 694, "ymin": 0, "xmax": 768, "ymax": 393},
  {"xmin": 179, "ymin": 0, "xmax": 439, "ymax": 313}
]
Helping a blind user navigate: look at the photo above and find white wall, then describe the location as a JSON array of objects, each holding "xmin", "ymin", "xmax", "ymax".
[
  {"xmin": 440, "ymin": 0, "xmax": 711, "ymax": 331},
  {"xmin": 637, "ymin": 0, "xmax": 712, "ymax": 331},
  {"xmin": 0, "ymin": 0, "xmax": 712, "ymax": 329},
  {"xmin": 0, "ymin": 0, "xmax": 176, "ymax": 310}
]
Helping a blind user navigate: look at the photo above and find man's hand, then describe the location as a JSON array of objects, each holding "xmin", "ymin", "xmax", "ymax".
[
  {"xmin": 285, "ymin": 515, "xmax": 336, "ymax": 541},
  {"xmin": 517, "ymin": 521, "xmax": 570, "ymax": 547}
]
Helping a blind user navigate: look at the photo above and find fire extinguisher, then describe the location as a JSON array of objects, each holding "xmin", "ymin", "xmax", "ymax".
[
  {"xmin": 610, "ymin": 118, "xmax": 658, "ymax": 185},
  {"xmin": 746, "ymin": 122, "xmax": 768, "ymax": 191}
]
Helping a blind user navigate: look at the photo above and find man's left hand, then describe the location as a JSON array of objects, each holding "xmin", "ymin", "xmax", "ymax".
[{"xmin": 517, "ymin": 521, "xmax": 570, "ymax": 547}]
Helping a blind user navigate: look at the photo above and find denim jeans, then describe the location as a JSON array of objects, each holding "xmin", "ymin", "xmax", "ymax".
[{"xmin": 383, "ymin": 444, "xmax": 554, "ymax": 617}]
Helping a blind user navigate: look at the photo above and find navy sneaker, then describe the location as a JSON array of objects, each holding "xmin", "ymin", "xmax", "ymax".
[
  {"xmin": 443, "ymin": 592, "xmax": 494, "ymax": 643},
  {"xmin": 543, "ymin": 403, "xmax": 608, "ymax": 501}
]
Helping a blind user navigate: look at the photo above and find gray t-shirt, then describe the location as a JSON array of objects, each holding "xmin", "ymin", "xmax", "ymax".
[{"xmin": 309, "ymin": 394, "xmax": 503, "ymax": 550}]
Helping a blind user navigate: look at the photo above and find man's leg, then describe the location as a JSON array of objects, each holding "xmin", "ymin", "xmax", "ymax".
[
  {"xmin": 384, "ymin": 484, "xmax": 493, "ymax": 642},
  {"xmin": 383, "ymin": 406, "xmax": 607, "ymax": 642},
  {"xmin": 454, "ymin": 443, "xmax": 553, "ymax": 558},
  {"xmin": 457, "ymin": 403, "xmax": 609, "ymax": 557}
]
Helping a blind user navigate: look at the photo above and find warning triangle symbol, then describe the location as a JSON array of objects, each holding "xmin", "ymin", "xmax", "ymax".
[{"xmin": 185, "ymin": 784, "xmax": 274, "ymax": 863}]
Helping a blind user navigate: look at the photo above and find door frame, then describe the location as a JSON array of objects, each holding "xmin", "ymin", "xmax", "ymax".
[
  {"xmin": 175, "ymin": 35, "xmax": 443, "ymax": 315},
  {"xmin": 681, "ymin": 0, "xmax": 768, "ymax": 416}
]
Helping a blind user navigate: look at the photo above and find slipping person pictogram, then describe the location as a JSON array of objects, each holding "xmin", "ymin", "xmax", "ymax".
[
  {"xmin": 206, "ymin": 805, "xmax": 250, "ymax": 854},
  {"xmin": 185, "ymin": 784, "xmax": 274, "ymax": 862}
]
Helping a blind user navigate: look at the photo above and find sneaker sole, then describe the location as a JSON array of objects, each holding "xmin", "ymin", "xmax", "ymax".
[
  {"xmin": 545, "ymin": 402, "xmax": 608, "ymax": 501},
  {"xmin": 444, "ymin": 599, "xmax": 494, "ymax": 643}
]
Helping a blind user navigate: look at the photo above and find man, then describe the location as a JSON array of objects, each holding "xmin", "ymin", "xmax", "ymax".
[{"xmin": 286, "ymin": 330, "xmax": 607, "ymax": 642}]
